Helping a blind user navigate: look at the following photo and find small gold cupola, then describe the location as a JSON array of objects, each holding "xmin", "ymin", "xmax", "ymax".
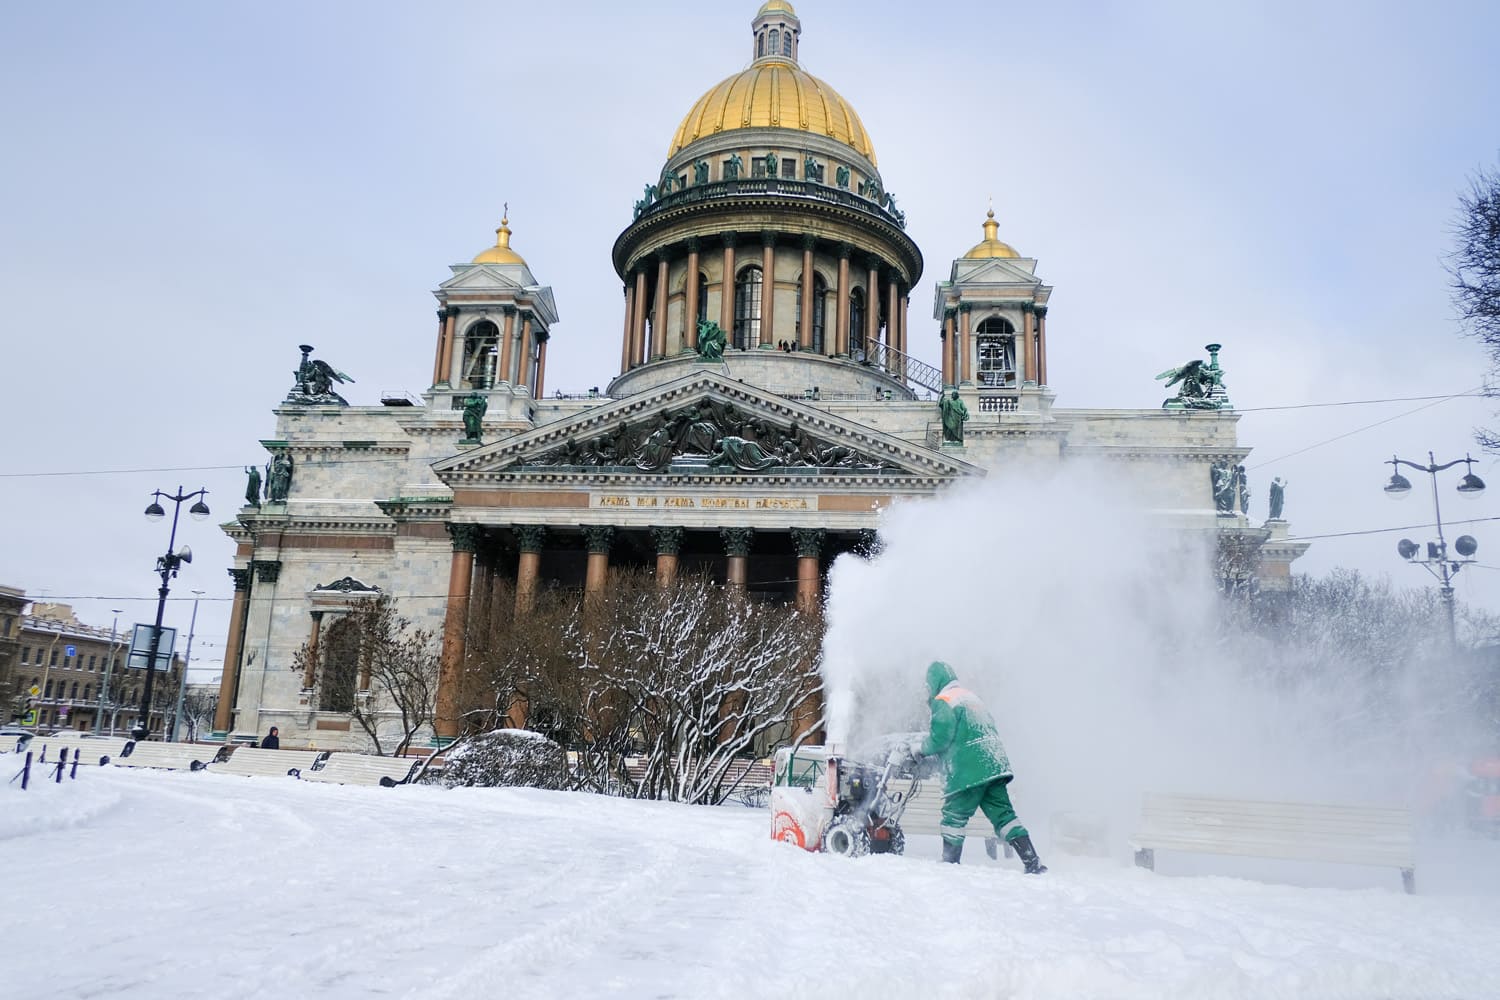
[
  {"xmin": 963, "ymin": 207, "xmax": 1020, "ymax": 260},
  {"xmin": 472, "ymin": 213, "xmax": 527, "ymax": 266}
]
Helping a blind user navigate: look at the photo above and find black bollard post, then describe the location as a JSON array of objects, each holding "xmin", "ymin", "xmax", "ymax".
[
  {"xmin": 56, "ymin": 746, "xmax": 69, "ymax": 783},
  {"xmin": 21, "ymin": 751, "xmax": 32, "ymax": 790},
  {"xmin": 70, "ymin": 756, "xmax": 80, "ymax": 780}
]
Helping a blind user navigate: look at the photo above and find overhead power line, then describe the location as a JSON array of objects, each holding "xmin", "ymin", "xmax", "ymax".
[{"xmin": 1247, "ymin": 387, "xmax": 1485, "ymax": 470}]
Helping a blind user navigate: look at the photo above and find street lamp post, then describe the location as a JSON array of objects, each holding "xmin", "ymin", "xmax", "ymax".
[
  {"xmin": 137, "ymin": 486, "xmax": 211, "ymax": 741},
  {"xmin": 1384, "ymin": 452, "xmax": 1486, "ymax": 647}
]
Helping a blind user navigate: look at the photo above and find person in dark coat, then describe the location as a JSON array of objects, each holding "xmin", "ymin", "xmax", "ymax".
[{"xmin": 261, "ymin": 726, "xmax": 280, "ymax": 750}]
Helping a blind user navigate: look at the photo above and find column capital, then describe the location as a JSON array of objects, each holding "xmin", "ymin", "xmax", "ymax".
[
  {"xmin": 1021, "ymin": 301, "xmax": 1035, "ymax": 314},
  {"xmin": 582, "ymin": 525, "xmax": 615, "ymax": 554},
  {"xmin": 685, "ymin": 237, "xmax": 701, "ymax": 253},
  {"xmin": 651, "ymin": 525, "xmax": 686, "ymax": 556},
  {"xmin": 1034, "ymin": 304, "xmax": 1049, "ymax": 318},
  {"xmin": 855, "ymin": 529, "xmax": 883, "ymax": 558},
  {"xmin": 837, "ymin": 242, "xmax": 854, "ymax": 260},
  {"xmin": 800, "ymin": 233, "xmax": 817, "ymax": 252},
  {"xmin": 721, "ymin": 230, "xmax": 739, "ymax": 249},
  {"xmin": 959, "ymin": 302, "xmax": 973, "ymax": 313},
  {"xmin": 655, "ymin": 249, "xmax": 671, "ymax": 265},
  {"xmin": 447, "ymin": 523, "xmax": 483, "ymax": 553},
  {"xmin": 720, "ymin": 526, "xmax": 754, "ymax": 557},
  {"xmin": 790, "ymin": 527, "xmax": 826, "ymax": 559},
  {"xmin": 309, "ymin": 609, "xmax": 325, "ymax": 623},
  {"xmin": 436, "ymin": 307, "xmax": 450, "ymax": 321},
  {"xmin": 252, "ymin": 559, "xmax": 281, "ymax": 584},
  {"xmin": 514, "ymin": 524, "xmax": 547, "ymax": 554},
  {"xmin": 760, "ymin": 230, "xmax": 777, "ymax": 248},
  {"xmin": 228, "ymin": 567, "xmax": 251, "ymax": 591}
]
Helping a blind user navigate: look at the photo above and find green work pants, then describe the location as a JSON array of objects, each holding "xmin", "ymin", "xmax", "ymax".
[{"xmin": 940, "ymin": 777, "xmax": 1028, "ymax": 845}]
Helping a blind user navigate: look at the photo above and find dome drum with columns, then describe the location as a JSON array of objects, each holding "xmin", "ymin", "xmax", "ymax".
[{"xmin": 211, "ymin": 4, "xmax": 1307, "ymax": 751}]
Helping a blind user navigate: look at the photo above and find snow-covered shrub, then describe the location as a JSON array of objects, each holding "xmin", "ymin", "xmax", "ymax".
[{"xmin": 434, "ymin": 729, "xmax": 569, "ymax": 790}]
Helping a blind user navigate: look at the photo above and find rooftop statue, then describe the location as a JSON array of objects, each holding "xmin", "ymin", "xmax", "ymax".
[
  {"xmin": 243, "ymin": 465, "xmax": 262, "ymax": 508},
  {"xmin": 460, "ymin": 391, "xmax": 488, "ymax": 445},
  {"xmin": 1269, "ymin": 477, "xmax": 1287, "ymax": 520},
  {"xmin": 1210, "ymin": 460, "xmax": 1236, "ymax": 515},
  {"xmin": 725, "ymin": 152, "xmax": 744, "ymax": 181},
  {"xmin": 939, "ymin": 390, "xmax": 969, "ymax": 445},
  {"xmin": 266, "ymin": 452, "xmax": 294, "ymax": 503},
  {"xmin": 696, "ymin": 320, "xmax": 727, "ymax": 362},
  {"xmin": 1156, "ymin": 343, "xmax": 1230, "ymax": 410},
  {"xmin": 285, "ymin": 344, "xmax": 355, "ymax": 405}
]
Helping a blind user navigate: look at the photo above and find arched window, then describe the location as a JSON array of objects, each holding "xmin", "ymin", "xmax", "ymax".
[
  {"xmin": 70, "ymin": 682, "xmax": 78, "ymax": 700},
  {"xmin": 461, "ymin": 320, "xmax": 500, "ymax": 390},
  {"xmin": 769, "ymin": 29, "xmax": 779, "ymax": 54},
  {"xmin": 757, "ymin": 33, "xmax": 765, "ymax": 57},
  {"xmin": 44, "ymin": 680, "xmax": 52, "ymax": 698},
  {"xmin": 849, "ymin": 288, "xmax": 866, "ymax": 357},
  {"xmin": 799, "ymin": 274, "xmax": 827, "ymax": 353},
  {"xmin": 84, "ymin": 684, "xmax": 92, "ymax": 702},
  {"xmin": 319, "ymin": 616, "xmax": 359, "ymax": 713},
  {"xmin": 782, "ymin": 31, "xmax": 794, "ymax": 57},
  {"xmin": 734, "ymin": 266, "xmax": 763, "ymax": 350},
  {"xmin": 976, "ymin": 317, "xmax": 1017, "ymax": 387},
  {"xmin": 696, "ymin": 272, "xmax": 709, "ymax": 326}
]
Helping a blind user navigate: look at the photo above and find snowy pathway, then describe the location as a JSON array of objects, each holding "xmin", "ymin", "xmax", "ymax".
[{"xmin": 4, "ymin": 768, "xmax": 1499, "ymax": 999}]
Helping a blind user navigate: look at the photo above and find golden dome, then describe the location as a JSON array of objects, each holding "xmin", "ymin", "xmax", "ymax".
[
  {"xmin": 963, "ymin": 208, "xmax": 1019, "ymax": 259},
  {"xmin": 757, "ymin": 0, "xmax": 796, "ymax": 15},
  {"xmin": 472, "ymin": 215, "xmax": 527, "ymax": 266},
  {"xmin": 668, "ymin": 60, "xmax": 877, "ymax": 165}
]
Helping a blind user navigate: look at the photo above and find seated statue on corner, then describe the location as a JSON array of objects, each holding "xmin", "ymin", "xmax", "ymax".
[
  {"xmin": 461, "ymin": 391, "xmax": 488, "ymax": 444},
  {"xmin": 939, "ymin": 390, "xmax": 969, "ymax": 445},
  {"xmin": 696, "ymin": 320, "xmax": 727, "ymax": 362}
]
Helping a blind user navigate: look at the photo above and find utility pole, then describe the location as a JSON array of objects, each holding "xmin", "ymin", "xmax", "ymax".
[
  {"xmin": 168, "ymin": 592, "xmax": 203, "ymax": 742},
  {"xmin": 95, "ymin": 611, "xmax": 123, "ymax": 735}
]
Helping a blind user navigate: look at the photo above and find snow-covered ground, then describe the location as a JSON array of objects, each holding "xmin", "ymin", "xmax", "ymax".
[{"xmin": 5, "ymin": 767, "xmax": 1500, "ymax": 1000}]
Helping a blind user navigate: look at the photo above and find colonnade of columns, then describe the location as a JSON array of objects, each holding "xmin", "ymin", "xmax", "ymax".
[
  {"xmin": 938, "ymin": 301, "xmax": 1048, "ymax": 388},
  {"xmin": 433, "ymin": 522, "xmax": 832, "ymax": 740},
  {"xmin": 431, "ymin": 304, "xmax": 551, "ymax": 395},
  {"xmin": 618, "ymin": 233, "xmax": 912, "ymax": 372}
]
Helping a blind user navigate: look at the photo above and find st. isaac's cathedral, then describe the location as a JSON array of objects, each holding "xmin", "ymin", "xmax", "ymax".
[{"xmin": 213, "ymin": 3, "xmax": 1307, "ymax": 746}]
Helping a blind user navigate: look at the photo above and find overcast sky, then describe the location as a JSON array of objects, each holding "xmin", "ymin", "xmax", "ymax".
[{"xmin": 3, "ymin": 0, "xmax": 1499, "ymax": 678}]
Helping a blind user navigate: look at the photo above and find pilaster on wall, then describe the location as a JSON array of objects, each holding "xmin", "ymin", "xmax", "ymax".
[{"xmin": 214, "ymin": 566, "xmax": 252, "ymax": 733}]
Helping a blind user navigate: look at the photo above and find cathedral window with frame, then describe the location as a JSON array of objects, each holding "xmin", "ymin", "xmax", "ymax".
[
  {"xmin": 812, "ymin": 274, "xmax": 828, "ymax": 353},
  {"xmin": 319, "ymin": 615, "xmax": 359, "ymax": 714},
  {"xmin": 976, "ymin": 317, "xmax": 1017, "ymax": 387},
  {"xmin": 734, "ymin": 265, "xmax": 763, "ymax": 350},
  {"xmin": 782, "ymin": 31, "xmax": 793, "ymax": 57},
  {"xmin": 769, "ymin": 29, "xmax": 779, "ymax": 54},
  {"xmin": 751, "ymin": 157, "xmax": 769, "ymax": 179},
  {"xmin": 757, "ymin": 33, "xmax": 765, "ymax": 57},
  {"xmin": 461, "ymin": 319, "xmax": 500, "ymax": 390}
]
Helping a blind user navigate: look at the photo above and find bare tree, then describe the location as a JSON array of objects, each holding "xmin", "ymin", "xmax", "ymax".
[
  {"xmin": 1449, "ymin": 158, "xmax": 1500, "ymax": 449},
  {"xmin": 461, "ymin": 570, "xmax": 824, "ymax": 805},
  {"xmin": 178, "ymin": 688, "xmax": 218, "ymax": 742},
  {"xmin": 293, "ymin": 596, "xmax": 440, "ymax": 755}
]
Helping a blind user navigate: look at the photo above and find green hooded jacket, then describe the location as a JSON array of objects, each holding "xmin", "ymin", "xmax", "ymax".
[{"xmin": 919, "ymin": 661, "xmax": 1012, "ymax": 795}]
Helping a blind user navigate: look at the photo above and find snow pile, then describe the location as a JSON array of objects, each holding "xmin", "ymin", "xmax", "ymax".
[
  {"xmin": 434, "ymin": 728, "xmax": 569, "ymax": 790},
  {"xmin": 3, "ymin": 767, "xmax": 1499, "ymax": 999}
]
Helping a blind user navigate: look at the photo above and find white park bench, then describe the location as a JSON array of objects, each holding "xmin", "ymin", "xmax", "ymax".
[
  {"xmin": 1130, "ymin": 792, "xmax": 1417, "ymax": 894},
  {"xmin": 209, "ymin": 747, "xmax": 327, "ymax": 779},
  {"xmin": 896, "ymin": 780, "xmax": 1003, "ymax": 856},
  {"xmin": 27, "ymin": 734, "xmax": 129, "ymax": 767},
  {"xmin": 114, "ymin": 740, "xmax": 214, "ymax": 772},
  {"xmin": 300, "ymin": 753, "xmax": 422, "ymax": 787}
]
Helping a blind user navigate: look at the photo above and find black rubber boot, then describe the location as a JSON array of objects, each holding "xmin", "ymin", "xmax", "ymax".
[
  {"xmin": 1010, "ymin": 834, "xmax": 1047, "ymax": 874},
  {"xmin": 941, "ymin": 838, "xmax": 964, "ymax": 864}
]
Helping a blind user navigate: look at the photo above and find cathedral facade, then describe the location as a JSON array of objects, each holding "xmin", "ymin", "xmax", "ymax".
[{"xmin": 214, "ymin": 2, "xmax": 1305, "ymax": 747}]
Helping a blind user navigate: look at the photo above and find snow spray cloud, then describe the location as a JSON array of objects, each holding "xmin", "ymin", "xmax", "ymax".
[{"xmin": 819, "ymin": 461, "xmax": 1476, "ymax": 848}]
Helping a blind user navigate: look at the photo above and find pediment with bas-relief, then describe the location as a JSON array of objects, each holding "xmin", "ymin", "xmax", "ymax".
[{"xmin": 434, "ymin": 373, "xmax": 977, "ymax": 482}]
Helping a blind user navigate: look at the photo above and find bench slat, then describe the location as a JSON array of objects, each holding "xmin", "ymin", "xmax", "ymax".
[
  {"xmin": 210, "ymin": 748, "xmax": 325, "ymax": 778},
  {"xmin": 301, "ymin": 754, "xmax": 420, "ymax": 786}
]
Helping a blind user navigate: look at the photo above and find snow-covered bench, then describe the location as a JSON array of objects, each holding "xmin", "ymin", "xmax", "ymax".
[
  {"xmin": 114, "ymin": 740, "xmax": 213, "ymax": 772},
  {"xmin": 209, "ymin": 747, "xmax": 327, "ymax": 779},
  {"xmin": 301, "ymin": 753, "xmax": 421, "ymax": 787},
  {"xmin": 1130, "ymin": 792, "xmax": 1417, "ymax": 893}
]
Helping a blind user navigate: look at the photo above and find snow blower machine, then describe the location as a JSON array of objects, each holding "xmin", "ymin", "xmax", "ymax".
[{"xmin": 770, "ymin": 740, "xmax": 937, "ymax": 857}]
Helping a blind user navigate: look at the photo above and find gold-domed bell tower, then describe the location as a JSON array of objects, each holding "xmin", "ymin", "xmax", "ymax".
[
  {"xmin": 430, "ymin": 212, "xmax": 560, "ymax": 423},
  {"xmin": 933, "ymin": 206, "xmax": 1053, "ymax": 414}
]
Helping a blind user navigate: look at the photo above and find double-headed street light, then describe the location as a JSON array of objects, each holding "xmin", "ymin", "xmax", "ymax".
[
  {"xmin": 136, "ymin": 486, "xmax": 210, "ymax": 741},
  {"xmin": 1384, "ymin": 453, "xmax": 1485, "ymax": 647}
]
